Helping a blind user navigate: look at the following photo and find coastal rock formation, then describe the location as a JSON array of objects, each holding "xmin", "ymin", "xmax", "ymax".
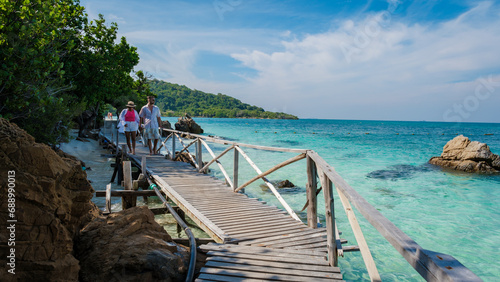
[
  {"xmin": 161, "ymin": 120, "xmax": 172, "ymax": 137},
  {"xmin": 0, "ymin": 118, "xmax": 99, "ymax": 281},
  {"xmin": 429, "ymin": 135, "xmax": 500, "ymax": 172},
  {"xmin": 75, "ymin": 206, "xmax": 189, "ymax": 282},
  {"xmin": 175, "ymin": 114, "xmax": 204, "ymax": 134}
]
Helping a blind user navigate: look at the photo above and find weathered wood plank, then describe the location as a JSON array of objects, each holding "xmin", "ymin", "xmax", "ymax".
[
  {"xmin": 219, "ymin": 220, "xmax": 303, "ymax": 233},
  {"xmin": 240, "ymin": 228, "xmax": 327, "ymax": 246},
  {"xmin": 199, "ymin": 267, "xmax": 341, "ymax": 281},
  {"xmin": 196, "ymin": 273, "xmax": 263, "ymax": 282},
  {"xmin": 204, "ymin": 260, "xmax": 343, "ymax": 280},
  {"xmin": 215, "ymin": 217, "xmax": 300, "ymax": 230},
  {"xmin": 209, "ymin": 213, "xmax": 293, "ymax": 226},
  {"xmin": 204, "ymin": 250, "xmax": 329, "ymax": 266},
  {"xmin": 200, "ymin": 243, "xmax": 327, "ymax": 258},
  {"xmin": 268, "ymin": 233, "xmax": 327, "ymax": 248},
  {"xmin": 206, "ymin": 256, "xmax": 338, "ymax": 273},
  {"xmin": 95, "ymin": 190, "xmax": 157, "ymax": 197},
  {"xmin": 227, "ymin": 224, "xmax": 308, "ymax": 238}
]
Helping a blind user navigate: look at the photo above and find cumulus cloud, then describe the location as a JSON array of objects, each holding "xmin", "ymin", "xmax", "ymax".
[{"xmin": 226, "ymin": 1, "xmax": 500, "ymax": 121}]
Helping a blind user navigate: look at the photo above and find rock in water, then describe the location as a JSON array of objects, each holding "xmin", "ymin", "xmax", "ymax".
[
  {"xmin": 175, "ymin": 114, "xmax": 204, "ymax": 134},
  {"xmin": 161, "ymin": 120, "xmax": 172, "ymax": 137},
  {"xmin": 0, "ymin": 118, "xmax": 99, "ymax": 281},
  {"xmin": 75, "ymin": 206, "xmax": 189, "ymax": 282},
  {"xmin": 429, "ymin": 135, "xmax": 500, "ymax": 172}
]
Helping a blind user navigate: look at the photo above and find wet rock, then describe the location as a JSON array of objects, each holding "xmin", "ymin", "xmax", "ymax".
[
  {"xmin": 429, "ymin": 135, "xmax": 500, "ymax": 173},
  {"xmin": 75, "ymin": 206, "xmax": 189, "ymax": 282},
  {"xmin": 277, "ymin": 180, "xmax": 295, "ymax": 188}
]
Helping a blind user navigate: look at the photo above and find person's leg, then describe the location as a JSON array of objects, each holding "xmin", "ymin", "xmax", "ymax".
[
  {"xmin": 125, "ymin": 131, "xmax": 132, "ymax": 153},
  {"xmin": 145, "ymin": 128, "xmax": 154, "ymax": 154},
  {"xmin": 147, "ymin": 139, "xmax": 153, "ymax": 154},
  {"xmin": 131, "ymin": 132, "xmax": 136, "ymax": 154},
  {"xmin": 153, "ymin": 138, "xmax": 159, "ymax": 154}
]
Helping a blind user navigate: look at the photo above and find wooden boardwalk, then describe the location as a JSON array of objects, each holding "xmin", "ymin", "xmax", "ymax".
[
  {"xmin": 101, "ymin": 127, "xmax": 344, "ymax": 281},
  {"xmin": 100, "ymin": 122, "xmax": 482, "ymax": 282},
  {"xmin": 144, "ymin": 157, "xmax": 343, "ymax": 281}
]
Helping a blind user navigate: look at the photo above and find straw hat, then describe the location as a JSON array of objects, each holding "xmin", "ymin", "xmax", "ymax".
[{"xmin": 126, "ymin": 101, "xmax": 136, "ymax": 108}]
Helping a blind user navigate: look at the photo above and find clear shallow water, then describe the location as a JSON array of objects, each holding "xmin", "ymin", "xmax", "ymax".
[
  {"xmin": 162, "ymin": 118, "xmax": 500, "ymax": 281},
  {"xmin": 82, "ymin": 118, "xmax": 500, "ymax": 281}
]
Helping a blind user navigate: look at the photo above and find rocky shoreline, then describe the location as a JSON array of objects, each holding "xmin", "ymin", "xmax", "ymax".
[{"xmin": 0, "ymin": 118, "xmax": 190, "ymax": 281}]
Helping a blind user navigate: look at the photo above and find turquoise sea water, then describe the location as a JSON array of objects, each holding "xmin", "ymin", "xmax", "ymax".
[
  {"xmin": 162, "ymin": 118, "xmax": 500, "ymax": 281},
  {"xmin": 85, "ymin": 118, "xmax": 500, "ymax": 281}
]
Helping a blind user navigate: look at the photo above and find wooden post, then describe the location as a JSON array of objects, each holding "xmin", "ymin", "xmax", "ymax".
[
  {"xmin": 117, "ymin": 145, "xmax": 126, "ymax": 185},
  {"xmin": 196, "ymin": 138, "xmax": 203, "ymax": 170},
  {"xmin": 306, "ymin": 155, "xmax": 318, "ymax": 228},
  {"xmin": 142, "ymin": 156, "xmax": 148, "ymax": 203},
  {"xmin": 177, "ymin": 209, "xmax": 185, "ymax": 235},
  {"xmin": 105, "ymin": 183, "xmax": 112, "ymax": 214},
  {"xmin": 122, "ymin": 160, "xmax": 136, "ymax": 209},
  {"xmin": 321, "ymin": 172, "xmax": 338, "ymax": 267},
  {"xmin": 171, "ymin": 135, "xmax": 176, "ymax": 160},
  {"xmin": 116, "ymin": 124, "xmax": 119, "ymax": 149},
  {"xmin": 233, "ymin": 147, "xmax": 240, "ymax": 192}
]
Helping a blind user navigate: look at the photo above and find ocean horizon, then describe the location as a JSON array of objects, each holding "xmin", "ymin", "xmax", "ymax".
[{"xmin": 83, "ymin": 117, "xmax": 499, "ymax": 281}]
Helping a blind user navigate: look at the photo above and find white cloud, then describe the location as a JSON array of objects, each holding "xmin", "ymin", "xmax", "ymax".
[
  {"xmin": 87, "ymin": 0, "xmax": 500, "ymax": 122},
  {"xmin": 225, "ymin": 1, "xmax": 500, "ymax": 121}
]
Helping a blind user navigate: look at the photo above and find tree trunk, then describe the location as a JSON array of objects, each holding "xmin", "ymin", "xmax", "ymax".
[{"xmin": 77, "ymin": 103, "xmax": 100, "ymax": 138}]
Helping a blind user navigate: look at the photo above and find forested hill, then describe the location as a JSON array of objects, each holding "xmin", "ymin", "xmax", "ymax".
[{"xmin": 148, "ymin": 79, "xmax": 298, "ymax": 119}]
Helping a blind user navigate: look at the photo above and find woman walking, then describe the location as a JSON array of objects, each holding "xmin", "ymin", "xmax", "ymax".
[{"xmin": 119, "ymin": 101, "xmax": 140, "ymax": 154}]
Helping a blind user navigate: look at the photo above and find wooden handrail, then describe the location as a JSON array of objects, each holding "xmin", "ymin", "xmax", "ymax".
[
  {"xmin": 234, "ymin": 153, "xmax": 306, "ymax": 192},
  {"xmin": 156, "ymin": 127, "xmax": 481, "ymax": 281},
  {"xmin": 306, "ymin": 150, "xmax": 481, "ymax": 281},
  {"xmin": 235, "ymin": 145, "xmax": 302, "ymax": 222}
]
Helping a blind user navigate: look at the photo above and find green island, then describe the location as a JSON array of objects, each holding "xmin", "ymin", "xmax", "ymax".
[{"xmin": 149, "ymin": 79, "xmax": 298, "ymax": 120}]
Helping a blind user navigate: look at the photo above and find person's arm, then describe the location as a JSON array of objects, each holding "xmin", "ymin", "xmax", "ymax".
[
  {"xmin": 119, "ymin": 109, "xmax": 126, "ymax": 127},
  {"xmin": 138, "ymin": 108, "xmax": 144, "ymax": 130},
  {"xmin": 156, "ymin": 107, "xmax": 162, "ymax": 130}
]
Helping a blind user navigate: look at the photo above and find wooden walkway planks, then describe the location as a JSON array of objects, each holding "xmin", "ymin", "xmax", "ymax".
[
  {"xmin": 197, "ymin": 243, "xmax": 342, "ymax": 281},
  {"xmin": 101, "ymin": 130, "xmax": 343, "ymax": 281}
]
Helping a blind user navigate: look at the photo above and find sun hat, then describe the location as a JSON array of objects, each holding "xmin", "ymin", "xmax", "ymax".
[{"xmin": 126, "ymin": 101, "xmax": 136, "ymax": 108}]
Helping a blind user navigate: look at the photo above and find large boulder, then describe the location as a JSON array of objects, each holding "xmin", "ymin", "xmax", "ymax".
[
  {"xmin": 75, "ymin": 206, "xmax": 189, "ymax": 282},
  {"xmin": 175, "ymin": 114, "xmax": 203, "ymax": 134},
  {"xmin": 429, "ymin": 135, "xmax": 500, "ymax": 172},
  {"xmin": 0, "ymin": 118, "xmax": 99, "ymax": 281}
]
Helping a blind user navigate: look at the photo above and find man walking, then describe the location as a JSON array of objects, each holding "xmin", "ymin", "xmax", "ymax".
[{"xmin": 139, "ymin": 96, "xmax": 162, "ymax": 155}]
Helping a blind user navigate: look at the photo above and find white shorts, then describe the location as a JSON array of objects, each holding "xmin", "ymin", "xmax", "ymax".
[
  {"xmin": 124, "ymin": 121, "xmax": 138, "ymax": 132},
  {"xmin": 144, "ymin": 128, "xmax": 160, "ymax": 139}
]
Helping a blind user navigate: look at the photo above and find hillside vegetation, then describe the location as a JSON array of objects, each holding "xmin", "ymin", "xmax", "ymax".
[{"xmin": 149, "ymin": 79, "xmax": 298, "ymax": 119}]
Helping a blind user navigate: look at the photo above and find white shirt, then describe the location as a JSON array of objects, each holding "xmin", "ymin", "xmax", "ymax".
[{"xmin": 139, "ymin": 105, "xmax": 161, "ymax": 129}]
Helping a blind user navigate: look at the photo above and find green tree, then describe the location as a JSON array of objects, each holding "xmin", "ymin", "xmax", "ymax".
[
  {"xmin": 0, "ymin": 1, "xmax": 141, "ymax": 144},
  {"xmin": 0, "ymin": 0, "xmax": 86, "ymax": 144},
  {"xmin": 67, "ymin": 14, "xmax": 139, "ymax": 137}
]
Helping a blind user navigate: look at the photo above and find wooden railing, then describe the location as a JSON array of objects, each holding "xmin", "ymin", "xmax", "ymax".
[{"xmin": 159, "ymin": 128, "xmax": 481, "ymax": 282}]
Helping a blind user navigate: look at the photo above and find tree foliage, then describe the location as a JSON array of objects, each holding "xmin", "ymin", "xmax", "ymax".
[
  {"xmin": 0, "ymin": 0, "xmax": 141, "ymax": 145},
  {"xmin": 149, "ymin": 79, "xmax": 298, "ymax": 120}
]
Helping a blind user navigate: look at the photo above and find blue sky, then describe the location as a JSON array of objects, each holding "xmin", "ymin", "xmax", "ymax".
[{"xmin": 81, "ymin": 0, "xmax": 500, "ymax": 122}]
